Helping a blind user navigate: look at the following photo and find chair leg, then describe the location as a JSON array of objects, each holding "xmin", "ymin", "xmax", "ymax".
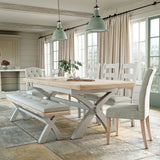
[
  {"xmin": 140, "ymin": 120, "xmax": 148, "ymax": 149},
  {"xmin": 107, "ymin": 118, "xmax": 111, "ymax": 145},
  {"xmin": 116, "ymin": 118, "xmax": 119, "ymax": 136},
  {"xmin": 146, "ymin": 116, "xmax": 152, "ymax": 141},
  {"xmin": 78, "ymin": 108, "xmax": 81, "ymax": 118},
  {"xmin": 77, "ymin": 100, "xmax": 81, "ymax": 118},
  {"xmin": 131, "ymin": 120, "xmax": 135, "ymax": 127}
]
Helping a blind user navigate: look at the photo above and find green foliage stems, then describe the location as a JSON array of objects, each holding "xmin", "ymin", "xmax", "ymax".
[{"xmin": 59, "ymin": 60, "xmax": 82, "ymax": 74}]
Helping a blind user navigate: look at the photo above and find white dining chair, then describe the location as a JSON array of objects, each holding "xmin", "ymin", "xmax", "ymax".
[
  {"xmin": 106, "ymin": 68, "xmax": 156, "ymax": 149},
  {"xmin": 101, "ymin": 63, "xmax": 119, "ymax": 80},
  {"xmin": 84, "ymin": 63, "xmax": 119, "ymax": 123},
  {"xmin": 84, "ymin": 63, "xmax": 119, "ymax": 102},
  {"xmin": 86, "ymin": 63, "xmax": 100, "ymax": 79},
  {"xmin": 25, "ymin": 67, "xmax": 52, "ymax": 98},
  {"xmin": 105, "ymin": 63, "xmax": 138, "ymax": 126},
  {"xmin": 106, "ymin": 63, "xmax": 138, "ymax": 105}
]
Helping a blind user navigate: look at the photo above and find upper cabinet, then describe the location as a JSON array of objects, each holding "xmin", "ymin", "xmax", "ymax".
[{"xmin": 0, "ymin": 34, "xmax": 21, "ymax": 68}]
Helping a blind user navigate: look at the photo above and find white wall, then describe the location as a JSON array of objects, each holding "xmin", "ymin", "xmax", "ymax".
[{"xmin": 18, "ymin": 32, "xmax": 39, "ymax": 68}]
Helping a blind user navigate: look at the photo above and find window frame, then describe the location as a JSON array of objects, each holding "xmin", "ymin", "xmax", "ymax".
[
  {"xmin": 130, "ymin": 18, "xmax": 148, "ymax": 81},
  {"xmin": 44, "ymin": 39, "xmax": 59, "ymax": 76},
  {"xmin": 52, "ymin": 41, "xmax": 59, "ymax": 70},
  {"xmin": 148, "ymin": 15, "xmax": 160, "ymax": 93},
  {"xmin": 74, "ymin": 31, "xmax": 98, "ymax": 78},
  {"xmin": 44, "ymin": 40, "xmax": 52, "ymax": 76},
  {"xmin": 148, "ymin": 15, "xmax": 160, "ymax": 69}
]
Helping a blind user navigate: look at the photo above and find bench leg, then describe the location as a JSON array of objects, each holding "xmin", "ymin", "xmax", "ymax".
[
  {"xmin": 38, "ymin": 116, "xmax": 63, "ymax": 143},
  {"xmin": 10, "ymin": 106, "xmax": 30, "ymax": 122},
  {"xmin": 38, "ymin": 124, "xmax": 51, "ymax": 143},
  {"xmin": 19, "ymin": 110, "xmax": 30, "ymax": 120},
  {"xmin": 10, "ymin": 108, "xmax": 19, "ymax": 122}
]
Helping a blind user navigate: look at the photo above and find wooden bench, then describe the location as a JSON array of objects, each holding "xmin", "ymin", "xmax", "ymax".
[{"xmin": 7, "ymin": 93, "xmax": 70, "ymax": 143}]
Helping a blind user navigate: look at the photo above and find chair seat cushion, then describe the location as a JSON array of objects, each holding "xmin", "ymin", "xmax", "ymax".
[
  {"xmin": 106, "ymin": 103, "xmax": 143, "ymax": 120},
  {"xmin": 85, "ymin": 93, "xmax": 131, "ymax": 106},
  {"xmin": 106, "ymin": 96, "xmax": 131, "ymax": 105},
  {"xmin": 7, "ymin": 93, "xmax": 69, "ymax": 113},
  {"xmin": 85, "ymin": 92, "xmax": 106, "ymax": 101}
]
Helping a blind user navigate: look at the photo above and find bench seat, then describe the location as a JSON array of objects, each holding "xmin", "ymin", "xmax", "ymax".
[
  {"xmin": 7, "ymin": 93, "xmax": 69, "ymax": 115},
  {"xmin": 7, "ymin": 93, "xmax": 70, "ymax": 143}
]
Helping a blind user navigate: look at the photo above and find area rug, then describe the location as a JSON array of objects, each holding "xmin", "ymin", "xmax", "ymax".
[
  {"xmin": 0, "ymin": 99, "xmax": 160, "ymax": 160},
  {"xmin": 0, "ymin": 99, "xmax": 101, "ymax": 148}
]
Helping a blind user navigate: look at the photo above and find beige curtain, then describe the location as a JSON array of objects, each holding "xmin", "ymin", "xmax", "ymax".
[
  {"xmin": 59, "ymin": 29, "xmax": 75, "ymax": 61},
  {"xmin": 98, "ymin": 13, "xmax": 130, "ymax": 65},
  {"xmin": 37, "ymin": 37, "xmax": 45, "ymax": 68}
]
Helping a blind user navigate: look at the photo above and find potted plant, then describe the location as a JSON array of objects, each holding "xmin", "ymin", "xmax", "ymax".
[
  {"xmin": 1, "ymin": 60, "xmax": 10, "ymax": 69},
  {"xmin": 59, "ymin": 59, "xmax": 82, "ymax": 78}
]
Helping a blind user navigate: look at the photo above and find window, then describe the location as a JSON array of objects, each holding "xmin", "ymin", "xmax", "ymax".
[
  {"xmin": 75, "ymin": 32, "xmax": 98, "ymax": 78},
  {"xmin": 75, "ymin": 33, "xmax": 86, "ymax": 77},
  {"xmin": 44, "ymin": 40, "xmax": 59, "ymax": 76},
  {"xmin": 44, "ymin": 41, "xmax": 51, "ymax": 76},
  {"xmin": 148, "ymin": 16, "xmax": 160, "ymax": 93},
  {"xmin": 52, "ymin": 41, "xmax": 59, "ymax": 70},
  {"xmin": 88, "ymin": 33, "xmax": 98, "ymax": 64},
  {"xmin": 130, "ymin": 20, "xmax": 147, "ymax": 80}
]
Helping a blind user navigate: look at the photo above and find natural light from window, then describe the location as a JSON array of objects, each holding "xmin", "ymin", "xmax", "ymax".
[
  {"xmin": 131, "ymin": 20, "xmax": 146, "ymax": 80},
  {"xmin": 75, "ymin": 32, "xmax": 97, "ymax": 78},
  {"xmin": 44, "ymin": 41, "xmax": 59, "ymax": 76},
  {"xmin": 44, "ymin": 42, "xmax": 51, "ymax": 76},
  {"xmin": 149, "ymin": 17, "xmax": 160, "ymax": 93}
]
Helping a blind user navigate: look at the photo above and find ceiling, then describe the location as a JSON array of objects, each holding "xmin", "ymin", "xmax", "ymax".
[{"xmin": 0, "ymin": 0, "xmax": 140, "ymax": 33}]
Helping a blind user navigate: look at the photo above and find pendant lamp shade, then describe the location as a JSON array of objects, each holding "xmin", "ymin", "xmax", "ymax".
[
  {"xmin": 52, "ymin": 0, "xmax": 67, "ymax": 41},
  {"xmin": 52, "ymin": 21, "xmax": 67, "ymax": 41},
  {"xmin": 86, "ymin": 4, "xmax": 107, "ymax": 32}
]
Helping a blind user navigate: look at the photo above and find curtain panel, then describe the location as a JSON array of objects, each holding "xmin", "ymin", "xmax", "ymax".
[
  {"xmin": 59, "ymin": 29, "xmax": 75, "ymax": 61},
  {"xmin": 98, "ymin": 13, "xmax": 130, "ymax": 66},
  {"xmin": 37, "ymin": 37, "xmax": 45, "ymax": 69}
]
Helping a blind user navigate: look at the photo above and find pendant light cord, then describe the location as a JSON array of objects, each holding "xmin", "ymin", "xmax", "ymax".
[
  {"xmin": 57, "ymin": 0, "xmax": 60, "ymax": 22},
  {"xmin": 95, "ymin": 0, "xmax": 98, "ymax": 8}
]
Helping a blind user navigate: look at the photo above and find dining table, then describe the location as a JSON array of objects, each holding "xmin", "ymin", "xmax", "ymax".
[{"xmin": 24, "ymin": 77, "xmax": 135, "ymax": 139}]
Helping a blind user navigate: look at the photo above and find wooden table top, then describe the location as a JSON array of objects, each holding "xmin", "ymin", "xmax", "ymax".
[{"xmin": 24, "ymin": 77, "xmax": 135, "ymax": 91}]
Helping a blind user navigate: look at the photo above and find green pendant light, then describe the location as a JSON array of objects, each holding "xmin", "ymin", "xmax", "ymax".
[
  {"xmin": 52, "ymin": 0, "xmax": 67, "ymax": 41},
  {"xmin": 86, "ymin": 0, "xmax": 107, "ymax": 32}
]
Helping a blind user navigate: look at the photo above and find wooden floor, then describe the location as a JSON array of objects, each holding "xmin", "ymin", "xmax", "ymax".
[{"xmin": 0, "ymin": 96, "xmax": 160, "ymax": 160}]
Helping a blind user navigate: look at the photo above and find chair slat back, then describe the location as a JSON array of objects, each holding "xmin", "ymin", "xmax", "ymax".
[
  {"xmin": 119, "ymin": 63, "xmax": 138, "ymax": 97},
  {"xmin": 120, "ymin": 63, "xmax": 138, "ymax": 81},
  {"xmin": 101, "ymin": 63, "xmax": 119, "ymax": 80},
  {"xmin": 139, "ymin": 68, "xmax": 156, "ymax": 118},
  {"xmin": 86, "ymin": 63, "xmax": 100, "ymax": 79}
]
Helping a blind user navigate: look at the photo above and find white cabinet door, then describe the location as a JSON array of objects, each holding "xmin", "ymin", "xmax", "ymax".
[
  {"xmin": 0, "ymin": 35, "xmax": 20, "ymax": 68},
  {"xmin": 0, "ymin": 40, "xmax": 12, "ymax": 63}
]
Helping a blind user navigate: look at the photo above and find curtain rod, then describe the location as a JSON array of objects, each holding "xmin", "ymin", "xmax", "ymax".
[{"xmin": 39, "ymin": 1, "xmax": 160, "ymax": 39}]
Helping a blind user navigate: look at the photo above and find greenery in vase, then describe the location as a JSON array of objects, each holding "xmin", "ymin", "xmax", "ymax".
[{"xmin": 59, "ymin": 60, "xmax": 82, "ymax": 74}]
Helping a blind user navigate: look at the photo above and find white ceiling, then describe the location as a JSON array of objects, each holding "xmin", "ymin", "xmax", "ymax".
[
  {"xmin": 0, "ymin": 0, "xmax": 135, "ymax": 12},
  {"xmin": 0, "ymin": 0, "xmax": 140, "ymax": 32}
]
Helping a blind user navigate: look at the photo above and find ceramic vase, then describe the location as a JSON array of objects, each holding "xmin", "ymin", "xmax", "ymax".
[{"xmin": 2, "ymin": 65, "xmax": 8, "ymax": 69}]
